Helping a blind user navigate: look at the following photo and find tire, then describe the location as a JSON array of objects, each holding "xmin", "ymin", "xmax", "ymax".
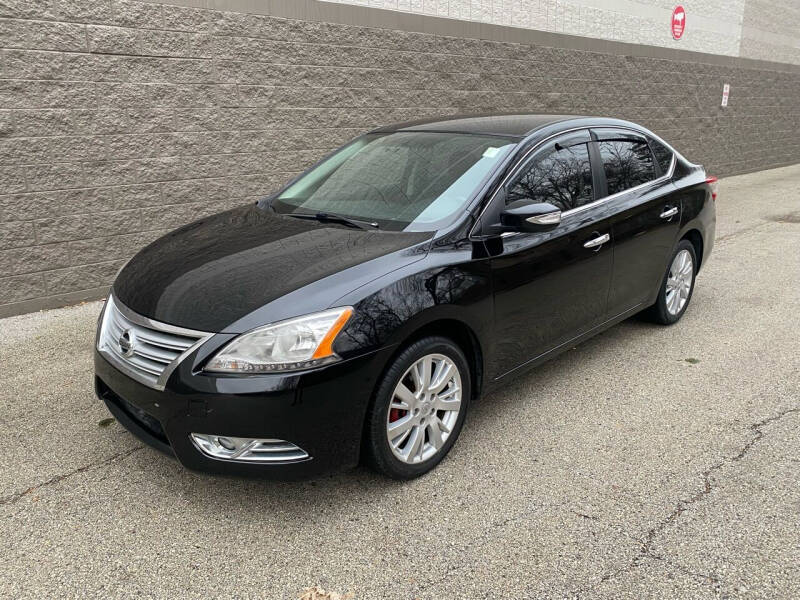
[
  {"xmin": 648, "ymin": 239, "xmax": 697, "ymax": 325},
  {"xmin": 364, "ymin": 336, "xmax": 471, "ymax": 480}
]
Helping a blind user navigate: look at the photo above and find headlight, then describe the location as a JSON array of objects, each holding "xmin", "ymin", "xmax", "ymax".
[{"xmin": 204, "ymin": 307, "xmax": 353, "ymax": 373}]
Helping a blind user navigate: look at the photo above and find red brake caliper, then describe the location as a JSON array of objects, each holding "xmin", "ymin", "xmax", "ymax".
[{"xmin": 389, "ymin": 408, "xmax": 403, "ymax": 422}]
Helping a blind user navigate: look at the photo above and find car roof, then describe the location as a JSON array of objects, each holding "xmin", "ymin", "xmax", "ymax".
[
  {"xmin": 370, "ymin": 114, "xmax": 664, "ymax": 142},
  {"xmin": 371, "ymin": 113, "xmax": 585, "ymax": 138}
]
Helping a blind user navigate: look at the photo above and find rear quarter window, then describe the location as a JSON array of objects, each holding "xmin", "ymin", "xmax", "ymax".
[{"xmin": 649, "ymin": 138, "xmax": 674, "ymax": 175}]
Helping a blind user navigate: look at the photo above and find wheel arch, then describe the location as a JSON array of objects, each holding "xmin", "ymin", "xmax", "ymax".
[
  {"xmin": 392, "ymin": 318, "xmax": 484, "ymax": 401},
  {"xmin": 680, "ymin": 228, "xmax": 704, "ymax": 271},
  {"xmin": 370, "ymin": 313, "xmax": 486, "ymax": 406}
]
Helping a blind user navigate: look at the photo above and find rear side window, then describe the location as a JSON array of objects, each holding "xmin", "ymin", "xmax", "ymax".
[
  {"xmin": 597, "ymin": 139, "xmax": 656, "ymax": 196},
  {"xmin": 649, "ymin": 137, "xmax": 674, "ymax": 175},
  {"xmin": 507, "ymin": 143, "xmax": 594, "ymax": 212}
]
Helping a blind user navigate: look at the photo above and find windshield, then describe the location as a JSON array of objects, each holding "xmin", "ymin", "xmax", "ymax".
[{"xmin": 271, "ymin": 132, "xmax": 518, "ymax": 231}]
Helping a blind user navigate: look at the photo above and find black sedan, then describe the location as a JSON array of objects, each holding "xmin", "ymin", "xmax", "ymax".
[{"xmin": 95, "ymin": 114, "xmax": 716, "ymax": 480}]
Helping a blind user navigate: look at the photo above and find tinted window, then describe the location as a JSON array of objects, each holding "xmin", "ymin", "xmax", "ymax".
[
  {"xmin": 597, "ymin": 139, "xmax": 656, "ymax": 196},
  {"xmin": 649, "ymin": 137, "xmax": 674, "ymax": 175},
  {"xmin": 507, "ymin": 143, "xmax": 594, "ymax": 212}
]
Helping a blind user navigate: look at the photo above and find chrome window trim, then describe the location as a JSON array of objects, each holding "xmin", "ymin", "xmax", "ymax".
[
  {"xmin": 97, "ymin": 294, "xmax": 214, "ymax": 391},
  {"xmin": 469, "ymin": 124, "xmax": 677, "ymax": 238},
  {"xmin": 560, "ymin": 152, "xmax": 676, "ymax": 219}
]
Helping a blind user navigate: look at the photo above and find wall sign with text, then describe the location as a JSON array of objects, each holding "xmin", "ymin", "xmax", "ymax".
[{"xmin": 671, "ymin": 6, "xmax": 686, "ymax": 40}]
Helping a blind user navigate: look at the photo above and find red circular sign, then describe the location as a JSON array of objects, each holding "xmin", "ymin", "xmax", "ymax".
[{"xmin": 671, "ymin": 6, "xmax": 686, "ymax": 40}]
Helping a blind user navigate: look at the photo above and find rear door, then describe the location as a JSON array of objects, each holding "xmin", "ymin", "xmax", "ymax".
[{"xmin": 590, "ymin": 128, "xmax": 681, "ymax": 317}]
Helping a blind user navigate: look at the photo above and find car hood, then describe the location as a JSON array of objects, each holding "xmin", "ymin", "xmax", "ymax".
[{"xmin": 113, "ymin": 204, "xmax": 432, "ymax": 332}]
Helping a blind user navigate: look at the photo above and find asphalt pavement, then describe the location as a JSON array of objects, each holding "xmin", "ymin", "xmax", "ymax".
[{"xmin": 1, "ymin": 164, "xmax": 799, "ymax": 599}]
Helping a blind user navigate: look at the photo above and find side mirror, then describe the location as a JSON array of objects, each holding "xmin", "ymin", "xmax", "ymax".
[{"xmin": 500, "ymin": 199, "xmax": 562, "ymax": 232}]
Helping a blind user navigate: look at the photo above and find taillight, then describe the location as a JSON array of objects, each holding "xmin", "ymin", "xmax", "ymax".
[{"xmin": 705, "ymin": 176, "xmax": 718, "ymax": 201}]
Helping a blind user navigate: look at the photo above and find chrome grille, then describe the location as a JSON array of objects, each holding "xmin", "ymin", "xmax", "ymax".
[{"xmin": 97, "ymin": 294, "xmax": 212, "ymax": 390}]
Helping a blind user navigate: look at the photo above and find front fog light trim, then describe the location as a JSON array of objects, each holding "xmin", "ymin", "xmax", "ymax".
[{"xmin": 190, "ymin": 433, "xmax": 310, "ymax": 463}]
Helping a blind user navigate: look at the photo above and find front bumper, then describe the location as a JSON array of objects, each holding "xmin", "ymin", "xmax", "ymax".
[{"xmin": 94, "ymin": 344, "xmax": 394, "ymax": 480}]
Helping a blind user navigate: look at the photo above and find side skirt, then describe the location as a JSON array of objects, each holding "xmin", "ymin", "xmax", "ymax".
[{"xmin": 492, "ymin": 302, "xmax": 645, "ymax": 384}]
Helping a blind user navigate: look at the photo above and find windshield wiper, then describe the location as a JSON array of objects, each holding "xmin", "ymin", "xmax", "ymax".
[{"xmin": 287, "ymin": 212, "xmax": 379, "ymax": 230}]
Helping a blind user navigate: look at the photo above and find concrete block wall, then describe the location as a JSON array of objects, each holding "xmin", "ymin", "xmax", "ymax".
[{"xmin": 1, "ymin": 0, "xmax": 799, "ymax": 317}]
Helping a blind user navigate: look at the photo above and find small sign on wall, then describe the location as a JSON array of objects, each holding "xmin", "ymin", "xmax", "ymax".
[
  {"xmin": 671, "ymin": 6, "xmax": 686, "ymax": 40},
  {"xmin": 721, "ymin": 83, "xmax": 730, "ymax": 107}
]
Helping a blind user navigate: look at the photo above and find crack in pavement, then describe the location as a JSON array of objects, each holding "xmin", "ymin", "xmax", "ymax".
[
  {"xmin": 0, "ymin": 445, "xmax": 145, "ymax": 507},
  {"xmin": 573, "ymin": 406, "xmax": 800, "ymax": 597}
]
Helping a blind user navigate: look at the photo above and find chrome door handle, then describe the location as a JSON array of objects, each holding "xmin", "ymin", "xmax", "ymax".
[
  {"xmin": 583, "ymin": 233, "xmax": 610, "ymax": 248},
  {"xmin": 660, "ymin": 207, "xmax": 678, "ymax": 219}
]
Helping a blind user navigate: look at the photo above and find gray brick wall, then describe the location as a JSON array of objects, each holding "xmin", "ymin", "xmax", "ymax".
[{"xmin": 1, "ymin": 0, "xmax": 799, "ymax": 316}]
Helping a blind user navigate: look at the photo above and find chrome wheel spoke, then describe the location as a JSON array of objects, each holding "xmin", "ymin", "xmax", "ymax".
[
  {"xmin": 410, "ymin": 364, "xmax": 423, "ymax": 393},
  {"xmin": 435, "ymin": 416, "xmax": 452, "ymax": 434},
  {"xmin": 393, "ymin": 382, "xmax": 416, "ymax": 407},
  {"xmin": 412, "ymin": 357, "xmax": 430, "ymax": 394},
  {"xmin": 666, "ymin": 289, "xmax": 675, "ymax": 310},
  {"xmin": 388, "ymin": 415, "xmax": 414, "ymax": 437},
  {"xmin": 390, "ymin": 427, "xmax": 412, "ymax": 449},
  {"xmin": 420, "ymin": 356, "xmax": 433, "ymax": 389},
  {"xmin": 433, "ymin": 394, "xmax": 461, "ymax": 412},
  {"xmin": 427, "ymin": 421, "xmax": 444, "ymax": 450},
  {"xmin": 404, "ymin": 427, "xmax": 424, "ymax": 462},
  {"xmin": 429, "ymin": 361, "xmax": 453, "ymax": 394}
]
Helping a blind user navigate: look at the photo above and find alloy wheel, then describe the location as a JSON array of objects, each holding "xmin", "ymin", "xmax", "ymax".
[
  {"xmin": 386, "ymin": 353, "xmax": 462, "ymax": 464},
  {"xmin": 666, "ymin": 249, "xmax": 694, "ymax": 315}
]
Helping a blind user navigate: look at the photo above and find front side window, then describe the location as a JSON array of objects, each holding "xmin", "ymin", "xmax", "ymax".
[
  {"xmin": 597, "ymin": 139, "xmax": 656, "ymax": 196},
  {"xmin": 271, "ymin": 132, "xmax": 518, "ymax": 231},
  {"xmin": 506, "ymin": 143, "xmax": 594, "ymax": 212}
]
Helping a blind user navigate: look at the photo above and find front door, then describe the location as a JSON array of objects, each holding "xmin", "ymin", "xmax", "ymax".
[{"xmin": 481, "ymin": 130, "xmax": 614, "ymax": 379}]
